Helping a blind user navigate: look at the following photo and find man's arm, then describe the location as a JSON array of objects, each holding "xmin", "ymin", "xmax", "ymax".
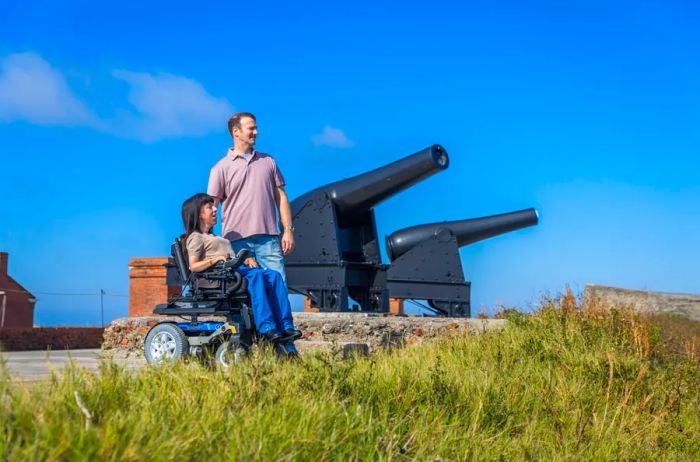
[
  {"xmin": 207, "ymin": 166, "xmax": 226, "ymax": 207},
  {"xmin": 274, "ymin": 186, "xmax": 295, "ymax": 255}
]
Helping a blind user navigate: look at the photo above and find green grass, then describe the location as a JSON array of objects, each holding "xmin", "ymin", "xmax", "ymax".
[{"xmin": 2, "ymin": 295, "xmax": 700, "ymax": 461}]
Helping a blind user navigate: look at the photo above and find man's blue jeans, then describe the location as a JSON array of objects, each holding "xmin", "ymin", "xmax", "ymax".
[
  {"xmin": 232, "ymin": 235, "xmax": 297, "ymax": 353},
  {"xmin": 231, "ymin": 234, "xmax": 287, "ymax": 284},
  {"xmin": 237, "ymin": 266, "xmax": 295, "ymax": 334}
]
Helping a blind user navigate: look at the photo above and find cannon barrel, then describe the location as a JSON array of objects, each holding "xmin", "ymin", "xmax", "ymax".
[
  {"xmin": 293, "ymin": 144, "xmax": 448, "ymax": 216},
  {"xmin": 386, "ymin": 208, "xmax": 539, "ymax": 261}
]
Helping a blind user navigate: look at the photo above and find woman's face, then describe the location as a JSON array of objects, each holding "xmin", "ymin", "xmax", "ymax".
[{"xmin": 199, "ymin": 202, "xmax": 217, "ymax": 230}]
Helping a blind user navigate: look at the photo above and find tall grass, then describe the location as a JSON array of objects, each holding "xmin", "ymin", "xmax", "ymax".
[{"xmin": 2, "ymin": 293, "xmax": 699, "ymax": 461}]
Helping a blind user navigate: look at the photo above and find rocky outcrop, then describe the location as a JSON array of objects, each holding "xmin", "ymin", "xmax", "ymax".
[{"xmin": 585, "ymin": 284, "xmax": 700, "ymax": 321}]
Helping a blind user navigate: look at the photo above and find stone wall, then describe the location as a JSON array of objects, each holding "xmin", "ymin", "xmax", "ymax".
[
  {"xmin": 0, "ymin": 327, "xmax": 104, "ymax": 351},
  {"xmin": 585, "ymin": 284, "xmax": 700, "ymax": 321},
  {"xmin": 293, "ymin": 313, "xmax": 504, "ymax": 348},
  {"xmin": 103, "ymin": 313, "xmax": 507, "ymax": 357}
]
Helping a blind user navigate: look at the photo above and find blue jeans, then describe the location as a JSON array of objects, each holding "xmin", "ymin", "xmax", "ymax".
[
  {"xmin": 231, "ymin": 234, "xmax": 287, "ymax": 285},
  {"xmin": 237, "ymin": 266, "xmax": 295, "ymax": 334}
]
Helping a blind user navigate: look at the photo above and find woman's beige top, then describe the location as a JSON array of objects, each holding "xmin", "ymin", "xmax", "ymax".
[{"xmin": 186, "ymin": 232, "xmax": 234, "ymax": 260}]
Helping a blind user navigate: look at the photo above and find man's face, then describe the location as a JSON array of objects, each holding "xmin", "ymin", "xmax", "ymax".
[{"xmin": 234, "ymin": 116, "xmax": 258, "ymax": 146}]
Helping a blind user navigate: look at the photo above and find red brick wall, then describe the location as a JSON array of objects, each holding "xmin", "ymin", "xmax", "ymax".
[
  {"xmin": 129, "ymin": 258, "xmax": 180, "ymax": 317},
  {"xmin": 0, "ymin": 327, "xmax": 104, "ymax": 351},
  {"xmin": 389, "ymin": 298, "xmax": 404, "ymax": 315},
  {"xmin": 303, "ymin": 297, "xmax": 320, "ymax": 312}
]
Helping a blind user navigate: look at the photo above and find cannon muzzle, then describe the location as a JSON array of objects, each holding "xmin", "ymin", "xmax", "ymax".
[
  {"xmin": 292, "ymin": 144, "xmax": 448, "ymax": 217},
  {"xmin": 386, "ymin": 208, "xmax": 539, "ymax": 261}
]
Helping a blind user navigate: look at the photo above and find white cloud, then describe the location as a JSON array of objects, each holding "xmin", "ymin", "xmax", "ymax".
[
  {"xmin": 0, "ymin": 52, "xmax": 234, "ymax": 142},
  {"xmin": 0, "ymin": 52, "xmax": 95, "ymax": 126},
  {"xmin": 110, "ymin": 70, "xmax": 233, "ymax": 141},
  {"xmin": 311, "ymin": 125, "xmax": 354, "ymax": 148}
]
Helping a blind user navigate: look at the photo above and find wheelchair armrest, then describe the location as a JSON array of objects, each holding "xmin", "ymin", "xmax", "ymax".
[
  {"xmin": 196, "ymin": 271, "xmax": 229, "ymax": 280},
  {"xmin": 192, "ymin": 266, "xmax": 227, "ymax": 280},
  {"xmin": 223, "ymin": 248, "xmax": 249, "ymax": 271},
  {"xmin": 191, "ymin": 248, "xmax": 249, "ymax": 281}
]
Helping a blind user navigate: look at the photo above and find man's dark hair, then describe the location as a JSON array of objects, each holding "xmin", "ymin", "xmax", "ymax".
[
  {"xmin": 228, "ymin": 112, "xmax": 256, "ymax": 135},
  {"xmin": 181, "ymin": 193, "xmax": 215, "ymax": 240}
]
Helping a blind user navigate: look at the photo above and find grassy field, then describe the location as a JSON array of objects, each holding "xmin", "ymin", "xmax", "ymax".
[{"xmin": 2, "ymin": 293, "xmax": 700, "ymax": 461}]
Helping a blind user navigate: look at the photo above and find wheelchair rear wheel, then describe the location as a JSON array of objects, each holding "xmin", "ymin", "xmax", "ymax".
[
  {"xmin": 144, "ymin": 323, "xmax": 189, "ymax": 366},
  {"xmin": 215, "ymin": 340, "xmax": 248, "ymax": 369}
]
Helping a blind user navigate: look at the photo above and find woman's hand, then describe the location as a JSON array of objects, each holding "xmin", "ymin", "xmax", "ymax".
[
  {"xmin": 188, "ymin": 254, "xmax": 228, "ymax": 273},
  {"xmin": 213, "ymin": 255, "xmax": 227, "ymax": 265},
  {"xmin": 244, "ymin": 257, "xmax": 259, "ymax": 268}
]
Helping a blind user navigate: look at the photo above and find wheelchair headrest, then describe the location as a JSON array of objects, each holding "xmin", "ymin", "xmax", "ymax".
[{"xmin": 172, "ymin": 236, "xmax": 191, "ymax": 282}]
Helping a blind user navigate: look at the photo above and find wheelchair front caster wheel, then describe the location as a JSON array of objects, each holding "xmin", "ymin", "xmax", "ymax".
[{"xmin": 215, "ymin": 340, "xmax": 248, "ymax": 369}]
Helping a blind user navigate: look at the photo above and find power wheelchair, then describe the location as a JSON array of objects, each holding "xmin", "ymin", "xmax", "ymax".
[{"xmin": 143, "ymin": 236, "xmax": 296, "ymax": 368}]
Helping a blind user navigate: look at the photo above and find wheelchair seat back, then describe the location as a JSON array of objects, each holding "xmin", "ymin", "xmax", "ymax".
[{"xmin": 172, "ymin": 236, "xmax": 191, "ymax": 283}]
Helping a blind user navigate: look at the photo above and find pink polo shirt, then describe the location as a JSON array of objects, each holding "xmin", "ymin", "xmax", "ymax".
[{"xmin": 207, "ymin": 149, "xmax": 285, "ymax": 241}]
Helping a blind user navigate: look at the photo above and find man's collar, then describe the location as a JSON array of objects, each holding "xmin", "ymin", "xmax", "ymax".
[{"xmin": 227, "ymin": 148, "xmax": 257, "ymax": 160}]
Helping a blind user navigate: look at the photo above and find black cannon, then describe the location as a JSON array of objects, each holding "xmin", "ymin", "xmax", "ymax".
[
  {"xmin": 286, "ymin": 144, "xmax": 539, "ymax": 317},
  {"xmin": 286, "ymin": 145, "xmax": 448, "ymax": 312},
  {"xmin": 385, "ymin": 209, "xmax": 539, "ymax": 316}
]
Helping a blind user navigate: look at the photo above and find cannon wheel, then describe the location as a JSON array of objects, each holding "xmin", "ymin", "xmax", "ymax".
[
  {"xmin": 215, "ymin": 340, "xmax": 248, "ymax": 369},
  {"xmin": 144, "ymin": 323, "xmax": 189, "ymax": 366}
]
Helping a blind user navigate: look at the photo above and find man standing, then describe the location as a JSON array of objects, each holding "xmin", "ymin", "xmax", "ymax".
[{"xmin": 207, "ymin": 112, "xmax": 295, "ymax": 283}]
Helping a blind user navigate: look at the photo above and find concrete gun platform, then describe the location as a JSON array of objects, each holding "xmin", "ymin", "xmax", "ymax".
[{"xmin": 103, "ymin": 312, "xmax": 507, "ymax": 357}]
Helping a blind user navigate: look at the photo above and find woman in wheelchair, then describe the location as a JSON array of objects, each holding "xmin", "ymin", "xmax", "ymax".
[{"xmin": 182, "ymin": 193, "xmax": 302, "ymax": 344}]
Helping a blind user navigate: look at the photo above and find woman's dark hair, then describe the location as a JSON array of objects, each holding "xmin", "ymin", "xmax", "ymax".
[{"xmin": 182, "ymin": 193, "xmax": 215, "ymax": 239}]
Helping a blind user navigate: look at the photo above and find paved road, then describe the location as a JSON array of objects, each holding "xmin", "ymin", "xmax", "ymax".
[
  {"xmin": 0, "ymin": 342, "xmax": 342, "ymax": 382},
  {"xmin": 1, "ymin": 349, "xmax": 144, "ymax": 382}
]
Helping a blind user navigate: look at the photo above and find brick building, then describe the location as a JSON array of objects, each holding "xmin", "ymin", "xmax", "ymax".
[{"xmin": 0, "ymin": 252, "xmax": 36, "ymax": 328}]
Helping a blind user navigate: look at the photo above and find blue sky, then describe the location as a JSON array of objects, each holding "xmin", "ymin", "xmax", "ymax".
[{"xmin": 1, "ymin": 1, "xmax": 698, "ymax": 325}]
